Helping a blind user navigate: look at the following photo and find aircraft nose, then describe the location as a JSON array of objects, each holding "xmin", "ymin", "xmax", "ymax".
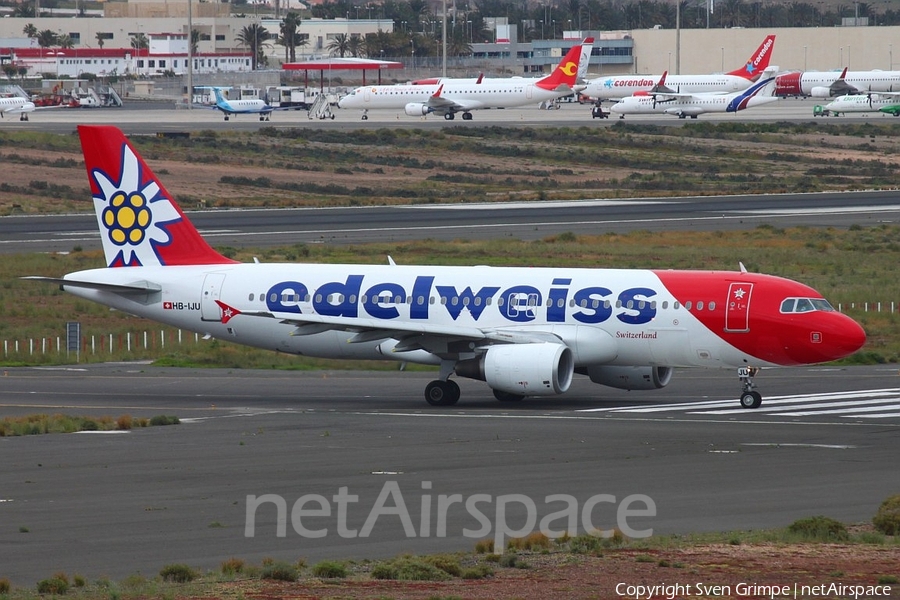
[{"xmin": 826, "ymin": 314, "xmax": 867, "ymax": 361}]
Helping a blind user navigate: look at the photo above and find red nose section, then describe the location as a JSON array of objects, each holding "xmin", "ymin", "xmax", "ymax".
[
  {"xmin": 775, "ymin": 72, "xmax": 802, "ymax": 96},
  {"xmin": 779, "ymin": 312, "xmax": 866, "ymax": 366}
]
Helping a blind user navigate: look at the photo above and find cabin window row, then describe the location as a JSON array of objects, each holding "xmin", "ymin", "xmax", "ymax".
[{"xmin": 247, "ymin": 292, "xmax": 717, "ymax": 312}]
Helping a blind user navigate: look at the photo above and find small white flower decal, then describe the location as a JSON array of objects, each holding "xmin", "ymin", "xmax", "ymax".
[{"xmin": 92, "ymin": 143, "xmax": 181, "ymax": 267}]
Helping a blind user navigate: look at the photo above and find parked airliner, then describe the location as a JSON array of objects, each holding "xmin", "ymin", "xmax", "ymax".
[
  {"xmin": 27, "ymin": 125, "xmax": 866, "ymax": 408},
  {"xmin": 823, "ymin": 92, "xmax": 900, "ymax": 116},
  {"xmin": 610, "ymin": 72, "xmax": 779, "ymax": 118},
  {"xmin": 337, "ymin": 38, "xmax": 592, "ymax": 120},
  {"xmin": 776, "ymin": 67, "xmax": 900, "ymax": 97},
  {"xmin": 581, "ymin": 34, "xmax": 775, "ymax": 101}
]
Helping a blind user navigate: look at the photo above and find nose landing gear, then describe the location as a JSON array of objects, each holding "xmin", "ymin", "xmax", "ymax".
[{"xmin": 738, "ymin": 367, "xmax": 762, "ymax": 409}]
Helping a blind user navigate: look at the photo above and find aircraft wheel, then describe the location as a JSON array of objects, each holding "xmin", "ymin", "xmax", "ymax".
[
  {"xmin": 493, "ymin": 389, "xmax": 524, "ymax": 402},
  {"xmin": 330, "ymin": 114, "xmax": 335, "ymax": 120},
  {"xmin": 740, "ymin": 390, "xmax": 762, "ymax": 409},
  {"xmin": 462, "ymin": 112, "xmax": 472, "ymax": 121},
  {"xmin": 224, "ymin": 115, "xmax": 229, "ymax": 121},
  {"xmin": 425, "ymin": 380, "xmax": 460, "ymax": 406},
  {"xmin": 361, "ymin": 115, "xmax": 368, "ymax": 120},
  {"xmin": 444, "ymin": 112, "xmax": 455, "ymax": 120},
  {"xmin": 690, "ymin": 115, "xmax": 698, "ymax": 119}
]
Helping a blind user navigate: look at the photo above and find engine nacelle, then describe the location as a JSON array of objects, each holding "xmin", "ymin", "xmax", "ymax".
[
  {"xmin": 809, "ymin": 86, "xmax": 833, "ymax": 98},
  {"xmin": 404, "ymin": 102, "xmax": 431, "ymax": 116},
  {"xmin": 456, "ymin": 343, "xmax": 574, "ymax": 396},
  {"xmin": 664, "ymin": 106, "xmax": 703, "ymax": 117},
  {"xmin": 586, "ymin": 365, "xmax": 673, "ymax": 391}
]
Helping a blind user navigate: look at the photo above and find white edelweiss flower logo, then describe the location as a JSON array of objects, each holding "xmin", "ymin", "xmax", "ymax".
[{"xmin": 92, "ymin": 144, "xmax": 181, "ymax": 267}]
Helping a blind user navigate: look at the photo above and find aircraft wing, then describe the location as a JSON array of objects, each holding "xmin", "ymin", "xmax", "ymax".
[
  {"xmin": 215, "ymin": 301, "xmax": 562, "ymax": 352},
  {"xmin": 426, "ymin": 94, "xmax": 482, "ymax": 113}
]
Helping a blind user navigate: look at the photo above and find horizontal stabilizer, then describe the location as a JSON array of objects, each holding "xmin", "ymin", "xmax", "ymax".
[{"xmin": 22, "ymin": 276, "xmax": 161, "ymax": 294}]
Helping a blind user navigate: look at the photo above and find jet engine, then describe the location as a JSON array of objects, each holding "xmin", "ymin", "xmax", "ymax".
[
  {"xmin": 585, "ymin": 365, "xmax": 673, "ymax": 390},
  {"xmin": 456, "ymin": 343, "xmax": 574, "ymax": 396},
  {"xmin": 809, "ymin": 87, "xmax": 834, "ymax": 98},
  {"xmin": 404, "ymin": 102, "xmax": 431, "ymax": 116}
]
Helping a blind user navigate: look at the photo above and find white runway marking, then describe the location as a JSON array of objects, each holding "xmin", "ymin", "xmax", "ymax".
[{"xmin": 577, "ymin": 388, "xmax": 900, "ymax": 420}]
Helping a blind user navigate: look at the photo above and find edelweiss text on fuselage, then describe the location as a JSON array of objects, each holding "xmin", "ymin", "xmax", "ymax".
[{"xmin": 265, "ymin": 275, "xmax": 657, "ymax": 325}]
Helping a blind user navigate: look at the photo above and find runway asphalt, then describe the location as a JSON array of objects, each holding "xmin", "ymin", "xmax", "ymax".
[{"xmin": 1, "ymin": 363, "xmax": 898, "ymax": 584}]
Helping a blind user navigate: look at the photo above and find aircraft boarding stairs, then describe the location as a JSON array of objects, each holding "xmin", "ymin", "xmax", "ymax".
[
  {"xmin": 307, "ymin": 93, "xmax": 334, "ymax": 120},
  {"xmin": 0, "ymin": 84, "xmax": 31, "ymax": 99}
]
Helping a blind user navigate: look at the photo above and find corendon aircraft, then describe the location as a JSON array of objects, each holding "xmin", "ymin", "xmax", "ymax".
[
  {"xmin": 27, "ymin": 126, "xmax": 866, "ymax": 408},
  {"xmin": 580, "ymin": 34, "xmax": 776, "ymax": 101}
]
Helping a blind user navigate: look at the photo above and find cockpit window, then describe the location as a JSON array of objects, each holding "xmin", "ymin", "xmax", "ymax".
[{"xmin": 780, "ymin": 297, "xmax": 836, "ymax": 314}]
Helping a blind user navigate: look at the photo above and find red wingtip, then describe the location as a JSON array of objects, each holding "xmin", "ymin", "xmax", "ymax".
[
  {"xmin": 657, "ymin": 71, "xmax": 668, "ymax": 86},
  {"xmin": 215, "ymin": 300, "xmax": 241, "ymax": 324},
  {"xmin": 476, "ymin": 73, "xmax": 484, "ymax": 84},
  {"xmin": 431, "ymin": 84, "xmax": 444, "ymax": 98},
  {"xmin": 838, "ymin": 67, "xmax": 848, "ymax": 79}
]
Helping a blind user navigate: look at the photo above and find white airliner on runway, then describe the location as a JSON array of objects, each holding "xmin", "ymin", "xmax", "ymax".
[
  {"xmin": 581, "ymin": 34, "xmax": 776, "ymax": 101},
  {"xmin": 610, "ymin": 72, "xmax": 779, "ymax": 118},
  {"xmin": 27, "ymin": 125, "xmax": 866, "ymax": 408},
  {"xmin": 338, "ymin": 38, "xmax": 592, "ymax": 121},
  {"xmin": 199, "ymin": 86, "xmax": 293, "ymax": 121}
]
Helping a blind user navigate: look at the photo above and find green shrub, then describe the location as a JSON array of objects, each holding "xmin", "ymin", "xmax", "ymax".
[
  {"xmin": 392, "ymin": 558, "xmax": 450, "ymax": 581},
  {"xmin": 260, "ymin": 561, "xmax": 298, "ymax": 581},
  {"xmin": 72, "ymin": 574, "xmax": 85, "ymax": 587},
  {"xmin": 149, "ymin": 415, "xmax": 180, "ymax": 426},
  {"xmin": 878, "ymin": 575, "xmax": 899, "ymax": 585},
  {"xmin": 0, "ymin": 578, "xmax": 10, "ymax": 593},
  {"xmin": 873, "ymin": 494, "xmax": 900, "ymax": 535},
  {"xmin": 787, "ymin": 516, "xmax": 849, "ymax": 542},
  {"xmin": 507, "ymin": 531, "xmax": 552, "ymax": 551},
  {"xmin": 311, "ymin": 560, "xmax": 347, "ymax": 579},
  {"xmin": 424, "ymin": 554, "xmax": 462, "ymax": 577},
  {"xmin": 461, "ymin": 564, "xmax": 494, "ymax": 579},
  {"xmin": 473, "ymin": 538, "xmax": 494, "ymax": 553},
  {"xmin": 499, "ymin": 554, "xmax": 519, "ymax": 568},
  {"xmin": 36, "ymin": 577, "xmax": 68, "ymax": 595},
  {"xmin": 370, "ymin": 563, "xmax": 398, "ymax": 580},
  {"xmin": 159, "ymin": 563, "xmax": 198, "ymax": 583}
]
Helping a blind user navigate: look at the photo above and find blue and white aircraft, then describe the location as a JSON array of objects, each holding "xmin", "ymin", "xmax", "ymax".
[
  {"xmin": 26, "ymin": 125, "xmax": 866, "ymax": 408},
  {"xmin": 610, "ymin": 70, "xmax": 780, "ymax": 119},
  {"xmin": 199, "ymin": 86, "xmax": 287, "ymax": 121}
]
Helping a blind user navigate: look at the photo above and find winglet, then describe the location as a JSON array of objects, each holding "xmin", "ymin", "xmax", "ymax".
[
  {"xmin": 215, "ymin": 300, "xmax": 241, "ymax": 324},
  {"xmin": 536, "ymin": 40, "xmax": 586, "ymax": 91},
  {"xmin": 431, "ymin": 84, "xmax": 444, "ymax": 99},
  {"xmin": 727, "ymin": 34, "xmax": 776, "ymax": 81},
  {"xmin": 78, "ymin": 125, "xmax": 237, "ymax": 268},
  {"xmin": 837, "ymin": 66, "xmax": 848, "ymax": 80},
  {"xmin": 476, "ymin": 73, "xmax": 484, "ymax": 84}
]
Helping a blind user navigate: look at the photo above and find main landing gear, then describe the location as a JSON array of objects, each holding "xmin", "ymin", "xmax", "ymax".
[
  {"xmin": 738, "ymin": 366, "xmax": 762, "ymax": 409},
  {"xmin": 424, "ymin": 360, "xmax": 461, "ymax": 406}
]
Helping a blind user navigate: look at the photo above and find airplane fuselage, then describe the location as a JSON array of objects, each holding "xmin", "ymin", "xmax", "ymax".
[
  {"xmin": 610, "ymin": 93, "xmax": 778, "ymax": 117},
  {"xmin": 339, "ymin": 81, "xmax": 563, "ymax": 112},
  {"xmin": 583, "ymin": 75, "xmax": 750, "ymax": 101},
  {"xmin": 62, "ymin": 263, "xmax": 863, "ymax": 370},
  {"xmin": 824, "ymin": 94, "xmax": 900, "ymax": 116},
  {"xmin": 776, "ymin": 70, "xmax": 900, "ymax": 97}
]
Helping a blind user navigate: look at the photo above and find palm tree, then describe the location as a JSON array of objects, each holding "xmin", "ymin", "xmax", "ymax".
[
  {"xmin": 23, "ymin": 23, "xmax": 38, "ymax": 39},
  {"xmin": 14, "ymin": 4, "xmax": 35, "ymax": 17},
  {"xmin": 95, "ymin": 31, "xmax": 106, "ymax": 49},
  {"xmin": 347, "ymin": 35, "xmax": 364, "ymax": 58},
  {"xmin": 57, "ymin": 34, "xmax": 75, "ymax": 49},
  {"xmin": 36, "ymin": 30, "xmax": 59, "ymax": 49},
  {"xmin": 279, "ymin": 11, "xmax": 302, "ymax": 62},
  {"xmin": 327, "ymin": 33, "xmax": 351, "ymax": 58},
  {"xmin": 190, "ymin": 29, "xmax": 200, "ymax": 55},
  {"xmin": 131, "ymin": 33, "xmax": 149, "ymax": 50},
  {"xmin": 237, "ymin": 23, "xmax": 270, "ymax": 70}
]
